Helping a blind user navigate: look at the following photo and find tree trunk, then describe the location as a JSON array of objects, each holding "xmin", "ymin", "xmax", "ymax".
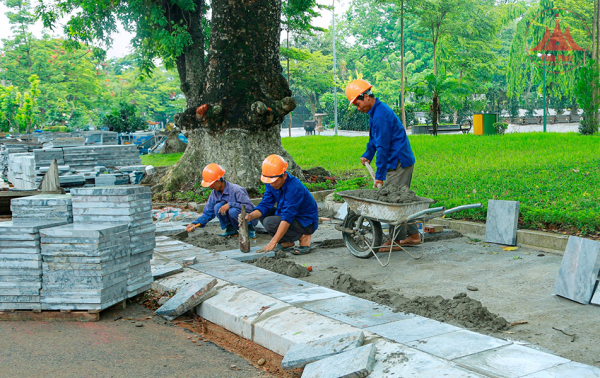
[
  {"xmin": 158, "ymin": 0, "xmax": 297, "ymax": 193},
  {"xmin": 161, "ymin": 130, "xmax": 188, "ymax": 154},
  {"xmin": 432, "ymin": 94, "xmax": 439, "ymax": 136}
]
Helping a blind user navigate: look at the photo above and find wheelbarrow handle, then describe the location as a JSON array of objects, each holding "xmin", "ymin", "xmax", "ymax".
[
  {"xmin": 364, "ymin": 163, "xmax": 382, "ymax": 190},
  {"xmin": 443, "ymin": 203, "xmax": 482, "ymax": 215},
  {"xmin": 406, "ymin": 206, "xmax": 445, "ymax": 221}
]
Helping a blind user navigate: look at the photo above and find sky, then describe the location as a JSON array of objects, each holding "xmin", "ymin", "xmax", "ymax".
[{"xmin": 0, "ymin": 1, "xmax": 349, "ymax": 60}]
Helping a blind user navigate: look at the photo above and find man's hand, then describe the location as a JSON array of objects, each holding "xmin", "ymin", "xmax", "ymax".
[
  {"xmin": 186, "ymin": 223, "xmax": 199, "ymax": 233},
  {"xmin": 360, "ymin": 157, "xmax": 371, "ymax": 166},
  {"xmin": 242, "ymin": 210, "xmax": 261, "ymax": 223},
  {"xmin": 218, "ymin": 203, "xmax": 230, "ymax": 215},
  {"xmin": 374, "ymin": 180, "xmax": 384, "ymax": 189},
  {"xmin": 257, "ymin": 241, "xmax": 277, "ymax": 253}
]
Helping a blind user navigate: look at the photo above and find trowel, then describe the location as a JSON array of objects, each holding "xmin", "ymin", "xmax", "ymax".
[
  {"xmin": 239, "ymin": 207, "xmax": 251, "ymax": 253},
  {"xmin": 364, "ymin": 163, "xmax": 383, "ymax": 189}
]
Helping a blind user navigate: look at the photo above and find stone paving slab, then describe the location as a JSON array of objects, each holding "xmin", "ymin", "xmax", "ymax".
[
  {"xmin": 485, "ymin": 200, "xmax": 519, "ymax": 246},
  {"xmin": 368, "ymin": 339, "xmax": 485, "ymax": 378},
  {"xmin": 282, "ymin": 331, "xmax": 365, "ymax": 369},
  {"xmin": 198, "ymin": 284, "xmax": 291, "ymax": 340},
  {"xmin": 251, "ymin": 305, "xmax": 363, "ymax": 356},
  {"xmin": 454, "ymin": 344, "xmax": 569, "ymax": 378},
  {"xmin": 301, "ymin": 343, "xmax": 376, "ymax": 378},
  {"xmin": 276, "ymin": 286, "xmax": 348, "ymax": 305},
  {"xmin": 405, "ymin": 329, "xmax": 510, "ymax": 360},
  {"xmin": 217, "ymin": 247, "xmax": 275, "ymax": 261},
  {"xmin": 366, "ymin": 315, "xmax": 462, "ymax": 343},
  {"xmin": 40, "ymin": 223, "xmax": 129, "ymax": 238},
  {"xmin": 155, "ymin": 278, "xmax": 217, "ymax": 320},
  {"xmin": 152, "ymin": 263, "xmax": 184, "ymax": 279},
  {"xmin": 299, "ymin": 295, "xmax": 414, "ymax": 328},
  {"xmin": 239, "ymin": 273, "xmax": 318, "ymax": 298},
  {"xmin": 152, "ymin": 268, "xmax": 228, "ymax": 294},
  {"xmin": 523, "ymin": 361, "xmax": 600, "ymax": 377},
  {"xmin": 70, "ymin": 185, "xmax": 150, "ymax": 196},
  {"xmin": 553, "ymin": 236, "xmax": 600, "ymax": 304},
  {"xmin": 0, "ymin": 219, "xmax": 67, "ymax": 235}
]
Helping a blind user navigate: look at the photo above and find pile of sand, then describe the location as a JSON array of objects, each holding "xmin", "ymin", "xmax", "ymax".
[{"xmin": 251, "ymin": 255, "xmax": 310, "ymax": 278}]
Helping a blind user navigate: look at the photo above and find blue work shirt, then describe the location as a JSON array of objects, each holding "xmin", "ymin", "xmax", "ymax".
[
  {"xmin": 254, "ymin": 173, "xmax": 319, "ymax": 230},
  {"xmin": 192, "ymin": 181, "xmax": 255, "ymax": 226},
  {"xmin": 362, "ymin": 98, "xmax": 415, "ymax": 181}
]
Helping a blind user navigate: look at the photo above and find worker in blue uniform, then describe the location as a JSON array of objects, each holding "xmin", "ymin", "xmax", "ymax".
[
  {"xmin": 243, "ymin": 154, "xmax": 319, "ymax": 255},
  {"xmin": 345, "ymin": 79, "xmax": 418, "ymax": 250}
]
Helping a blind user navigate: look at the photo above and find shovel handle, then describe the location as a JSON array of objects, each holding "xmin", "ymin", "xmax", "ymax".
[{"xmin": 364, "ymin": 163, "xmax": 382, "ymax": 189}]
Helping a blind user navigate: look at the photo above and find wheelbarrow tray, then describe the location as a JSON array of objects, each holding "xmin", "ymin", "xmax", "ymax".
[{"xmin": 337, "ymin": 190, "xmax": 435, "ymax": 224}]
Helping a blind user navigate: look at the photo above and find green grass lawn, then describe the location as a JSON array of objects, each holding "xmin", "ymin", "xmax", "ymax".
[
  {"xmin": 141, "ymin": 152, "xmax": 184, "ymax": 167},
  {"xmin": 282, "ymin": 133, "xmax": 600, "ymax": 235}
]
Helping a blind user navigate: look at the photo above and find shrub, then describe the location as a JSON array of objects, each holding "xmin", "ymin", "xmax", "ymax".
[{"xmin": 493, "ymin": 122, "xmax": 508, "ymax": 135}]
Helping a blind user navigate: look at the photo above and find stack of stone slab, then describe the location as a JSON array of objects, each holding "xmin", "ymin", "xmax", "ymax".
[
  {"xmin": 70, "ymin": 186, "xmax": 155, "ymax": 298},
  {"xmin": 0, "ymin": 219, "xmax": 70, "ymax": 310},
  {"xmin": 40, "ymin": 223, "xmax": 130, "ymax": 310},
  {"xmin": 1, "ymin": 144, "xmax": 29, "ymax": 178},
  {"xmin": 62, "ymin": 145, "xmax": 141, "ymax": 170},
  {"xmin": 33, "ymin": 148, "xmax": 65, "ymax": 168},
  {"xmin": 7, "ymin": 153, "xmax": 37, "ymax": 189},
  {"xmin": 95, "ymin": 173, "xmax": 130, "ymax": 186},
  {"xmin": 11, "ymin": 194, "xmax": 73, "ymax": 223}
]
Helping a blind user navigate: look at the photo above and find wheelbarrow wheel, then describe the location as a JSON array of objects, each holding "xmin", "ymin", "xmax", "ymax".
[{"xmin": 342, "ymin": 211, "xmax": 383, "ymax": 259}]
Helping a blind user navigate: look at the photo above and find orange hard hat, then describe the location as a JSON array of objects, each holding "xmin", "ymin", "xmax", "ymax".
[
  {"xmin": 345, "ymin": 79, "xmax": 372, "ymax": 104},
  {"xmin": 201, "ymin": 163, "xmax": 226, "ymax": 187},
  {"xmin": 261, "ymin": 154, "xmax": 288, "ymax": 184}
]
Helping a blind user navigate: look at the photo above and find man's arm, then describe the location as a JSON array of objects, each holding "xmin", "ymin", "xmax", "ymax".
[
  {"xmin": 372, "ymin": 116, "xmax": 392, "ymax": 181},
  {"xmin": 260, "ymin": 220, "xmax": 291, "ymax": 252}
]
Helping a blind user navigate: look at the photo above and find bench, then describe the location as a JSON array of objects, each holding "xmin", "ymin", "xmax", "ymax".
[
  {"xmin": 427, "ymin": 120, "xmax": 472, "ymax": 134},
  {"xmin": 515, "ymin": 117, "xmax": 542, "ymax": 125}
]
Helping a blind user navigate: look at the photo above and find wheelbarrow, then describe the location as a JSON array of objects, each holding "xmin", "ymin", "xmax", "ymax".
[{"xmin": 335, "ymin": 190, "xmax": 482, "ymax": 267}]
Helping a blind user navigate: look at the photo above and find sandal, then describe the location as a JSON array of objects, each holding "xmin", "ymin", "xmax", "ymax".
[
  {"xmin": 273, "ymin": 243, "xmax": 294, "ymax": 252},
  {"xmin": 291, "ymin": 246, "xmax": 312, "ymax": 255}
]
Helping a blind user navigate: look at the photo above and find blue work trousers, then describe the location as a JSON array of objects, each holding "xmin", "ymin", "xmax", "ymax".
[{"xmin": 214, "ymin": 202, "xmax": 257, "ymax": 230}]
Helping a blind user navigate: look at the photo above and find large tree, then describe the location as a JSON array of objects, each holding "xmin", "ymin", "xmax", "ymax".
[{"xmin": 38, "ymin": 0, "xmax": 303, "ymax": 191}]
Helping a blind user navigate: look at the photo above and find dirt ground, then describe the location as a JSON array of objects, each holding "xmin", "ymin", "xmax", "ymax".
[
  {"xmin": 0, "ymin": 303, "xmax": 275, "ymax": 378},
  {"xmin": 193, "ymin": 219, "xmax": 600, "ymax": 368}
]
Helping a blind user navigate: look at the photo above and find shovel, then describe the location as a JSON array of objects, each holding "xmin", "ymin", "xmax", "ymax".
[{"xmin": 364, "ymin": 162, "xmax": 382, "ymax": 189}]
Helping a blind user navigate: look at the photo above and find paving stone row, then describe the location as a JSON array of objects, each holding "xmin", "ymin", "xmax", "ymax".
[{"xmin": 151, "ymin": 237, "xmax": 600, "ymax": 378}]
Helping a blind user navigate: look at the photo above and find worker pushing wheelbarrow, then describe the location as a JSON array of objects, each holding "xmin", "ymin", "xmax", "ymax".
[{"xmin": 338, "ymin": 79, "xmax": 481, "ymax": 266}]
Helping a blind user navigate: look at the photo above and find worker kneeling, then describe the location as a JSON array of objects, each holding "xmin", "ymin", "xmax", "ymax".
[
  {"xmin": 186, "ymin": 163, "xmax": 257, "ymax": 238},
  {"xmin": 243, "ymin": 154, "xmax": 318, "ymax": 255}
]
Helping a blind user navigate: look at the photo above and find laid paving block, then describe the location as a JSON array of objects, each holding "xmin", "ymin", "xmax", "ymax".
[
  {"xmin": 155, "ymin": 278, "xmax": 217, "ymax": 320},
  {"xmin": 406, "ymin": 329, "xmax": 510, "ymax": 360},
  {"xmin": 282, "ymin": 331, "xmax": 365, "ymax": 369},
  {"xmin": 366, "ymin": 316, "xmax": 461, "ymax": 343},
  {"xmin": 368, "ymin": 339, "xmax": 485, "ymax": 378},
  {"xmin": 455, "ymin": 344, "xmax": 569, "ymax": 378},
  {"xmin": 524, "ymin": 361, "xmax": 600, "ymax": 377},
  {"xmin": 553, "ymin": 236, "xmax": 600, "ymax": 304},
  {"xmin": 198, "ymin": 285, "xmax": 291, "ymax": 340},
  {"xmin": 236, "ymin": 272, "xmax": 318, "ymax": 297},
  {"xmin": 301, "ymin": 344, "xmax": 376, "ymax": 378},
  {"xmin": 252, "ymin": 306, "xmax": 362, "ymax": 356},
  {"xmin": 152, "ymin": 263, "xmax": 184, "ymax": 279},
  {"xmin": 485, "ymin": 200, "xmax": 519, "ymax": 246},
  {"xmin": 276, "ymin": 286, "xmax": 348, "ymax": 305},
  {"xmin": 299, "ymin": 295, "xmax": 414, "ymax": 328},
  {"xmin": 217, "ymin": 247, "xmax": 275, "ymax": 261}
]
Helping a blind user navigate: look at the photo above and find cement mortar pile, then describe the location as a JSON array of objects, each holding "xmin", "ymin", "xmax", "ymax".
[
  {"xmin": 250, "ymin": 255, "xmax": 310, "ymax": 279},
  {"xmin": 332, "ymin": 273, "xmax": 509, "ymax": 333},
  {"xmin": 343, "ymin": 186, "xmax": 421, "ymax": 204}
]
